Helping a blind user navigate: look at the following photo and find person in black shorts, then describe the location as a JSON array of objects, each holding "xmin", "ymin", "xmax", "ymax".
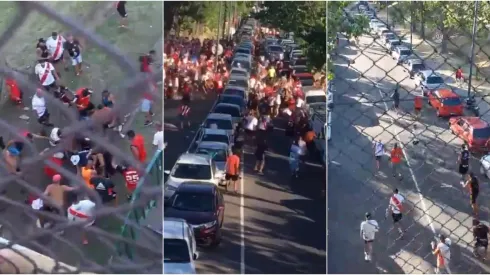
[
  {"xmin": 179, "ymin": 99, "xmax": 191, "ymax": 129},
  {"xmin": 459, "ymin": 144, "xmax": 470, "ymax": 183},
  {"xmin": 116, "ymin": 1, "xmax": 128, "ymax": 28},
  {"xmin": 463, "ymin": 172, "xmax": 479, "ymax": 217},
  {"xmin": 473, "ymin": 219, "xmax": 489, "ymax": 259},
  {"xmin": 89, "ymin": 166, "xmax": 117, "ymax": 205}
]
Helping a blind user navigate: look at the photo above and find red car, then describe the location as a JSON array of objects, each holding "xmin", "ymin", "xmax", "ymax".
[
  {"xmin": 449, "ymin": 116, "xmax": 490, "ymax": 151},
  {"xmin": 428, "ymin": 89, "xmax": 464, "ymax": 117}
]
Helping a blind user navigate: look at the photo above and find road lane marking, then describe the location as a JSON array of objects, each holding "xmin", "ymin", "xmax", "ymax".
[
  {"xmin": 240, "ymin": 154, "xmax": 245, "ymax": 274},
  {"xmin": 378, "ymin": 89, "xmax": 452, "ymax": 274}
]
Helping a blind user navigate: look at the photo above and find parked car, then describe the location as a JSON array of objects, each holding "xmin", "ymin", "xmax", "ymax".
[
  {"xmin": 415, "ymin": 70, "xmax": 445, "ymax": 91},
  {"xmin": 194, "ymin": 141, "xmax": 229, "ymax": 176},
  {"xmin": 449, "ymin": 117, "xmax": 490, "ymax": 153},
  {"xmin": 405, "ymin": 58, "xmax": 426, "ymax": 79},
  {"xmin": 164, "ymin": 154, "xmax": 224, "ymax": 200},
  {"xmin": 265, "ymin": 45, "xmax": 284, "ymax": 61},
  {"xmin": 212, "ymin": 103, "xmax": 243, "ymax": 125},
  {"xmin": 305, "ymin": 89, "xmax": 327, "ymax": 109},
  {"xmin": 164, "ymin": 183, "xmax": 225, "ymax": 247},
  {"xmin": 295, "ymin": 72, "xmax": 315, "ymax": 88},
  {"xmin": 392, "ymin": 46, "xmax": 412, "ymax": 64},
  {"xmin": 163, "ymin": 218, "xmax": 198, "ymax": 274},
  {"xmin": 196, "ymin": 128, "xmax": 233, "ymax": 149},
  {"xmin": 369, "ymin": 19, "xmax": 381, "ymax": 30},
  {"xmin": 376, "ymin": 27, "xmax": 391, "ymax": 38},
  {"xmin": 381, "ymin": 32, "xmax": 397, "ymax": 46},
  {"xmin": 217, "ymin": 94, "xmax": 246, "ymax": 115},
  {"xmin": 223, "ymin": 85, "xmax": 247, "ymax": 101},
  {"xmin": 386, "ymin": 39, "xmax": 401, "ymax": 53},
  {"xmin": 203, "ymin": 113, "xmax": 234, "ymax": 136},
  {"xmin": 428, "ymin": 89, "xmax": 463, "ymax": 117}
]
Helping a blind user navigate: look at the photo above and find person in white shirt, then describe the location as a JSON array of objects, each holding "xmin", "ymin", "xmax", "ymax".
[
  {"xmin": 387, "ymin": 188, "xmax": 404, "ymax": 237},
  {"xmin": 67, "ymin": 190, "xmax": 95, "ymax": 245},
  {"xmin": 273, "ymin": 93, "xmax": 281, "ymax": 117},
  {"xmin": 46, "ymin": 32, "xmax": 66, "ymax": 73},
  {"xmin": 244, "ymin": 111, "xmax": 258, "ymax": 140},
  {"xmin": 372, "ymin": 139, "xmax": 385, "ymax": 170},
  {"xmin": 34, "ymin": 60, "xmax": 59, "ymax": 90},
  {"xmin": 152, "ymin": 122, "xmax": 165, "ymax": 151},
  {"xmin": 432, "ymin": 234, "xmax": 451, "ymax": 274},
  {"xmin": 360, "ymin": 212, "xmax": 379, "ymax": 262},
  {"xmin": 32, "ymin": 89, "xmax": 53, "ymax": 126},
  {"xmin": 296, "ymin": 96, "xmax": 305, "ymax": 108}
]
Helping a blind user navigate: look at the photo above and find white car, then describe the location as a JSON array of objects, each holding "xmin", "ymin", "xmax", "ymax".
[
  {"xmin": 385, "ymin": 38, "xmax": 401, "ymax": 49},
  {"xmin": 305, "ymin": 89, "xmax": 327, "ymax": 109},
  {"xmin": 415, "ymin": 70, "xmax": 445, "ymax": 91},
  {"xmin": 164, "ymin": 153, "xmax": 224, "ymax": 199},
  {"xmin": 164, "ymin": 218, "xmax": 198, "ymax": 274},
  {"xmin": 392, "ymin": 46, "xmax": 412, "ymax": 64},
  {"xmin": 195, "ymin": 141, "xmax": 229, "ymax": 177},
  {"xmin": 369, "ymin": 19, "xmax": 381, "ymax": 30},
  {"xmin": 377, "ymin": 27, "xmax": 391, "ymax": 38},
  {"xmin": 372, "ymin": 23, "xmax": 385, "ymax": 34}
]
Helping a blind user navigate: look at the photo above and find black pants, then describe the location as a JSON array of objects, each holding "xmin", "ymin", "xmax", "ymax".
[{"xmin": 38, "ymin": 110, "xmax": 50, "ymax": 125}]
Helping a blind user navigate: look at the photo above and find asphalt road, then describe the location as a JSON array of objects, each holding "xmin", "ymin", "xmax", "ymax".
[
  {"xmin": 328, "ymin": 18, "xmax": 490, "ymax": 273},
  {"xmin": 164, "ymin": 92, "xmax": 326, "ymax": 273}
]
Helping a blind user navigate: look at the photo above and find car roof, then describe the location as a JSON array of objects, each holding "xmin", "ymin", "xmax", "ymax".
[
  {"xmin": 435, "ymin": 89, "xmax": 458, "ymax": 98},
  {"xmin": 219, "ymin": 94, "xmax": 243, "ymax": 100},
  {"xmin": 409, "ymin": 59, "xmax": 423, "ymax": 64},
  {"xmin": 214, "ymin": 103, "xmax": 241, "ymax": 109},
  {"xmin": 163, "ymin": 218, "xmax": 187, "ymax": 240},
  {"xmin": 206, "ymin": 113, "xmax": 233, "ymax": 120},
  {"xmin": 463, "ymin": 117, "xmax": 489, "ymax": 129},
  {"xmin": 177, "ymin": 153, "xmax": 211, "ymax": 165},
  {"xmin": 177, "ymin": 182, "xmax": 216, "ymax": 194},
  {"xmin": 197, "ymin": 141, "xmax": 229, "ymax": 150},
  {"xmin": 231, "ymin": 67, "xmax": 248, "ymax": 73},
  {"xmin": 397, "ymin": 46, "xmax": 410, "ymax": 51},
  {"xmin": 203, "ymin": 128, "xmax": 229, "ymax": 135}
]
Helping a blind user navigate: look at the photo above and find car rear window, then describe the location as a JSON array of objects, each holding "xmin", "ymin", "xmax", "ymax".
[
  {"xmin": 442, "ymin": 97, "xmax": 461, "ymax": 106},
  {"xmin": 213, "ymin": 105, "xmax": 240, "ymax": 117},
  {"xmin": 205, "ymin": 118, "xmax": 233, "ymax": 130},
  {"xmin": 427, "ymin": 76, "xmax": 444, "ymax": 84},
  {"xmin": 172, "ymin": 193, "xmax": 215, "ymax": 212},
  {"xmin": 412, "ymin": 63, "xmax": 425, "ymax": 71},
  {"xmin": 164, "ymin": 239, "xmax": 190, "ymax": 263},
  {"xmin": 400, "ymin": 50, "xmax": 411, "ymax": 56},
  {"xmin": 172, "ymin": 164, "xmax": 211, "ymax": 180},
  {"xmin": 473, "ymin": 127, "xmax": 490, "ymax": 139},
  {"xmin": 202, "ymin": 134, "xmax": 229, "ymax": 145},
  {"xmin": 268, "ymin": 46, "xmax": 283, "ymax": 52}
]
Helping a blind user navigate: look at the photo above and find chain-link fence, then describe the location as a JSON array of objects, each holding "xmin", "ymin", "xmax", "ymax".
[
  {"xmin": 329, "ymin": 1, "xmax": 490, "ymax": 273},
  {"xmin": 0, "ymin": 2, "xmax": 162, "ymax": 274}
]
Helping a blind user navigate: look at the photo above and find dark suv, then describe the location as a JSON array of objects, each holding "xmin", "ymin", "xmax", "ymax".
[{"xmin": 164, "ymin": 182, "xmax": 225, "ymax": 247}]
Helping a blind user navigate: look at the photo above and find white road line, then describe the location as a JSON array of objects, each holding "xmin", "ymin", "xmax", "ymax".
[
  {"xmin": 240, "ymin": 156, "xmax": 245, "ymax": 274},
  {"xmin": 378, "ymin": 89, "xmax": 452, "ymax": 274}
]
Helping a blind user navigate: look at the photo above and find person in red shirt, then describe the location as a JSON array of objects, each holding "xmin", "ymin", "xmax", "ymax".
[
  {"xmin": 73, "ymin": 87, "xmax": 94, "ymax": 119},
  {"xmin": 6, "ymin": 78, "xmax": 22, "ymax": 105},
  {"xmin": 456, "ymin": 67, "xmax": 464, "ymax": 86},
  {"xmin": 213, "ymin": 72, "xmax": 224, "ymax": 94},
  {"xmin": 114, "ymin": 161, "xmax": 140, "ymax": 201},
  {"xmin": 139, "ymin": 50, "xmax": 155, "ymax": 73},
  {"xmin": 390, "ymin": 143, "xmax": 404, "ymax": 179},
  {"xmin": 414, "ymin": 95, "xmax": 423, "ymax": 119},
  {"xmin": 127, "ymin": 130, "xmax": 147, "ymax": 164}
]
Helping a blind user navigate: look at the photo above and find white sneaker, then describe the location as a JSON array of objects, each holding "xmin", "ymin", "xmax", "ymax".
[
  {"xmin": 119, "ymin": 133, "xmax": 125, "ymax": 138},
  {"xmin": 364, "ymin": 254, "xmax": 369, "ymax": 261},
  {"xmin": 460, "ymin": 181, "xmax": 464, "ymax": 186}
]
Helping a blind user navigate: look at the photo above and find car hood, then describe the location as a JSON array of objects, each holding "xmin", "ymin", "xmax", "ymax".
[
  {"xmin": 164, "ymin": 263, "xmax": 196, "ymax": 274},
  {"xmin": 165, "ymin": 208, "xmax": 216, "ymax": 225}
]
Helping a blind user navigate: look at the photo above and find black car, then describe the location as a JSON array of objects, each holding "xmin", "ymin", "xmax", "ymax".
[
  {"xmin": 265, "ymin": 45, "xmax": 284, "ymax": 61},
  {"xmin": 164, "ymin": 183, "xmax": 225, "ymax": 247}
]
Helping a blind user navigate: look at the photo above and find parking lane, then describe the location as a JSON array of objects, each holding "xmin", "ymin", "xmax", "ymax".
[{"xmin": 330, "ymin": 21, "xmax": 490, "ymax": 273}]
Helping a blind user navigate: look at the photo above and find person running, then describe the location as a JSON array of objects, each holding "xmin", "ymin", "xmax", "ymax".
[
  {"xmin": 64, "ymin": 34, "xmax": 83, "ymax": 76},
  {"xmin": 372, "ymin": 139, "xmax": 385, "ymax": 171},
  {"xmin": 462, "ymin": 172, "xmax": 480, "ymax": 217},
  {"xmin": 390, "ymin": 143, "xmax": 403, "ymax": 179},
  {"xmin": 179, "ymin": 99, "xmax": 191, "ymax": 130},
  {"xmin": 459, "ymin": 144, "xmax": 470, "ymax": 185},
  {"xmin": 414, "ymin": 94, "xmax": 423, "ymax": 119},
  {"xmin": 392, "ymin": 85, "xmax": 400, "ymax": 112},
  {"xmin": 127, "ymin": 130, "xmax": 147, "ymax": 164},
  {"xmin": 116, "ymin": 1, "xmax": 128, "ymax": 28},
  {"xmin": 360, "ymin": 212, "xmax": 379, "ymax": 262},
  {"xmin": 67, "ymin": 189, "xmax": 95, "ymax": 245},
  {"xmin": 89, "ymin": 166, "xmax": 117, "ymax": 206},
  {"xmin": 386, "ymin": 188, "xmax": 404, "ymax": 238},
  {"xmin": 472, "ymin": 219, "xmax": 489, "ymax": 259},
  {"xmin": 254, "ymin": 137, "xmax": 268, "ymax": 175},
  {"xmin": 225, "ymin": 149, "xmax": 240, "ymax": 193},
  {"xmin": 431, "ymin": 234, "xmax": 451, "ymax": 274}
]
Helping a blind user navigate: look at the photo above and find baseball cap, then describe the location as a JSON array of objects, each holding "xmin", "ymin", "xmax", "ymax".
[{"xmin": 52, "ymin": 174, "xmax": 61, "ymax": 182}]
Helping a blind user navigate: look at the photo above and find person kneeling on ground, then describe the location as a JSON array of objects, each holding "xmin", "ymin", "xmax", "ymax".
[{"xmin": 67, "ymin": 189, "xmax": 95, "ymax": 245}]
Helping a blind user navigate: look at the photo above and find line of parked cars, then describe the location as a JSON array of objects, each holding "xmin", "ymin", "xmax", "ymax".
[{"xmin": 163, "ymin": 19, "xmax": 259, "ymax": 274}]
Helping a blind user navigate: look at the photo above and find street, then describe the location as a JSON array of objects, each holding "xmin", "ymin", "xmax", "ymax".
[
  {"xmin": 164, "ymin": 95, "xmax": 326, "ymax": 274},
  {"xmin": 328, "ymin": 17, "xmax": 490, "ymax": 274}
]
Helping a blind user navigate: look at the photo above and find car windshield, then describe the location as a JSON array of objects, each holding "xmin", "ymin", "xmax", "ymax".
[
  {"xmin": 172, "ymin": 193, "xmax": 215, "ymax": 212},
  {"xmin": 390, "ymin": 41, "xmax": 401, "ymax": 46},
  {"xmin": 196, "ymin": 148, "xmax": 227, "ymax": 162},
  {"xmin": 236, "ymin": 48, "xmax": 250, "ymax": 55},
  {"xmin": 219, "ymin": 96, "xmax": 244, "ymax": 107},
  {"xmin": 385, "ymin": 34, "xmax": 396, "ymax": 40},
  {"xmin": 164, "ymin": 239, "xmax": 190, "ymax": 263},
  {"xmin": 299, "ymin": 76, "xmax": 314, "ymax": 87},
  {"xmin": 412, "ymin": 63, "xmax": 425, "ymax": 71},
  {"xmin": 202, "ymin": 134, "xmax": 229, "ymax": 145},
  {"xmin": 306, "ymin": 95, "xmax": 327, "ymax": 104},
  {"xmin": 293, "ymin": 67, "xmax": 309, "ymax": 74},
  {"xmin": 473, "ymin": 127, "xmax": 490, "ymax": 139},
  {"xmin": 204, "ymin": 118, "xmax": 233, "ymax": 130},
  {"xmin": 427, "ymin": 76, "xmax": 444, "ymax": 84},
  {"xmin": 400, "ymin": 50, "xmax": 411, "ymax": 56},
  {"xmin": 232, "ymin": 61, "xmax": 250, "ymax": 70},
  {"xmin": 442, "ymin": 97, "xmax": 461, "ymax": 106},
  {"xmin": 228, "ymin": 79, "xmax": 248, "ymax": 88},
  {"xmin": 224, "ymin": 89, "xmax": 245, "ymax": 98},
  {"xmin": 214, "ymin": 105, "xmax": 240, "ymax": 117},
  {"xmin": 268, "ymin": 46, "xmax": 283, "ymax": 52},
  {"xmin": 171, "ymin": 164, "xmax": 211, "ymax": 180},
  {"xmin": 231, "ymin": 70, "xmax": 247, "ymax": 77},
  {"xmin": 294, "ymin": 59, "xmax": 308, "ymax": 66}
]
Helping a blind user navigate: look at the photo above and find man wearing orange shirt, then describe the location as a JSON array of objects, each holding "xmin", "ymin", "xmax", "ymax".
[
  {"xmin": 127, "ymin": 130, "xmax": 147, "ymax": 164},
  {"xmin": 225, "ymin": 149, "xmax": 240, "ymax": 193},
  {"xmin": 390, "ymin": 143, "xmax": 404, "ymax": 179}
]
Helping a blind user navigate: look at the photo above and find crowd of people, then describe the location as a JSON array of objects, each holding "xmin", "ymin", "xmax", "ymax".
[{"xmin": 0, "ymin": 4, "xmax": 163, "ymax": 245}]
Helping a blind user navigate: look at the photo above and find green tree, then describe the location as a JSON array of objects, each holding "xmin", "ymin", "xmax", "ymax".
[{"xmin": 255, "ymin": 2, "xmax": 326, "ymax": 70}]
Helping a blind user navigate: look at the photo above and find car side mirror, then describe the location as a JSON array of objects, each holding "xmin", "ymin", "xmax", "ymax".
[
  {"xmin": 164, "ymin": 170, "xmax": 171, "ymax": 175},
  {"xmin": 193, "ymin": 252, "xmax": 199, "ymax": 260}
]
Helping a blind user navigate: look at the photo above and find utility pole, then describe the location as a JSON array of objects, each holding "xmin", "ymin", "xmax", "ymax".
[
  {"xmin": 468, "ymin": 0, "xmax": 479, "ymax": 98},
  {"xmin": 221, "ymin": 2, "xmax": 227, "ymax": 41},
  {"xmin": 386, "ymin": 2, "xmax": 389, "ymax": 28},
  {"xmin": 215, "ymin": 1, "xmax": 223, "ymax": 72},
  {"xmin": 410, "ymin": 1, "xmax": 413, "ymax": 51}
]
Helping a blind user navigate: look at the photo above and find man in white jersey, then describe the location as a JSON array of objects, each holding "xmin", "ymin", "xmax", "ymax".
[
  {"xmin": 46, "ymin": 32, "xmax": 66, "ymax": 74},
  {"xmin": 372, "ymin": 139, "xmax": 385, "ymax": 170},
  {"xmin": 386, "ymin": 188, "xmax": 404, "ymax": 237},
  {"xmin": 360, "ymin": 212, "xmax": 379, "ymax": 262},
  {"xmin": 31, "ymin": 88, "xmax": 53, "ymax": 127},
  {"xmin": 67, "ymin": 190, "xmax": 95, "ymax": 245},
  {"xmin": 35, "ymin": 59, "xmax": 59, "ymax": 91}
]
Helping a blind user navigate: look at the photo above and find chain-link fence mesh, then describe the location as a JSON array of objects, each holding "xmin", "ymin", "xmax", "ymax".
[
  {"xmin": 0, "ymin": 2, "xmax": 162, "ymax": 274},
  {"xmin": 329, "ymin": 1, "xmax": 490, "ymax": 273}
]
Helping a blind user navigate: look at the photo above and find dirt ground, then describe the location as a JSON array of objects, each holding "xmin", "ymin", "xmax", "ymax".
[{"xmin": 0, "ymin": 1, "xmax": 162, "ymax": 272}]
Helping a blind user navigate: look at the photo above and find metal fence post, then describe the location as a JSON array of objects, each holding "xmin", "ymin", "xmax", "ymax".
[{"xmin": 467, "ymin": 0, "xmax": 479, "ymax": 98}]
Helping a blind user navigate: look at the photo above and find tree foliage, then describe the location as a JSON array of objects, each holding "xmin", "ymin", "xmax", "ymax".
[{"xmin": 255, "ymin": 2, "xmax": 326, "ymax": 71}]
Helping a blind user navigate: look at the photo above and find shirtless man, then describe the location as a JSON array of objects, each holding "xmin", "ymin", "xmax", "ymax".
[{"xmin": 42, "ymin": 174, "xmax": 76, "ymax": 228}]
